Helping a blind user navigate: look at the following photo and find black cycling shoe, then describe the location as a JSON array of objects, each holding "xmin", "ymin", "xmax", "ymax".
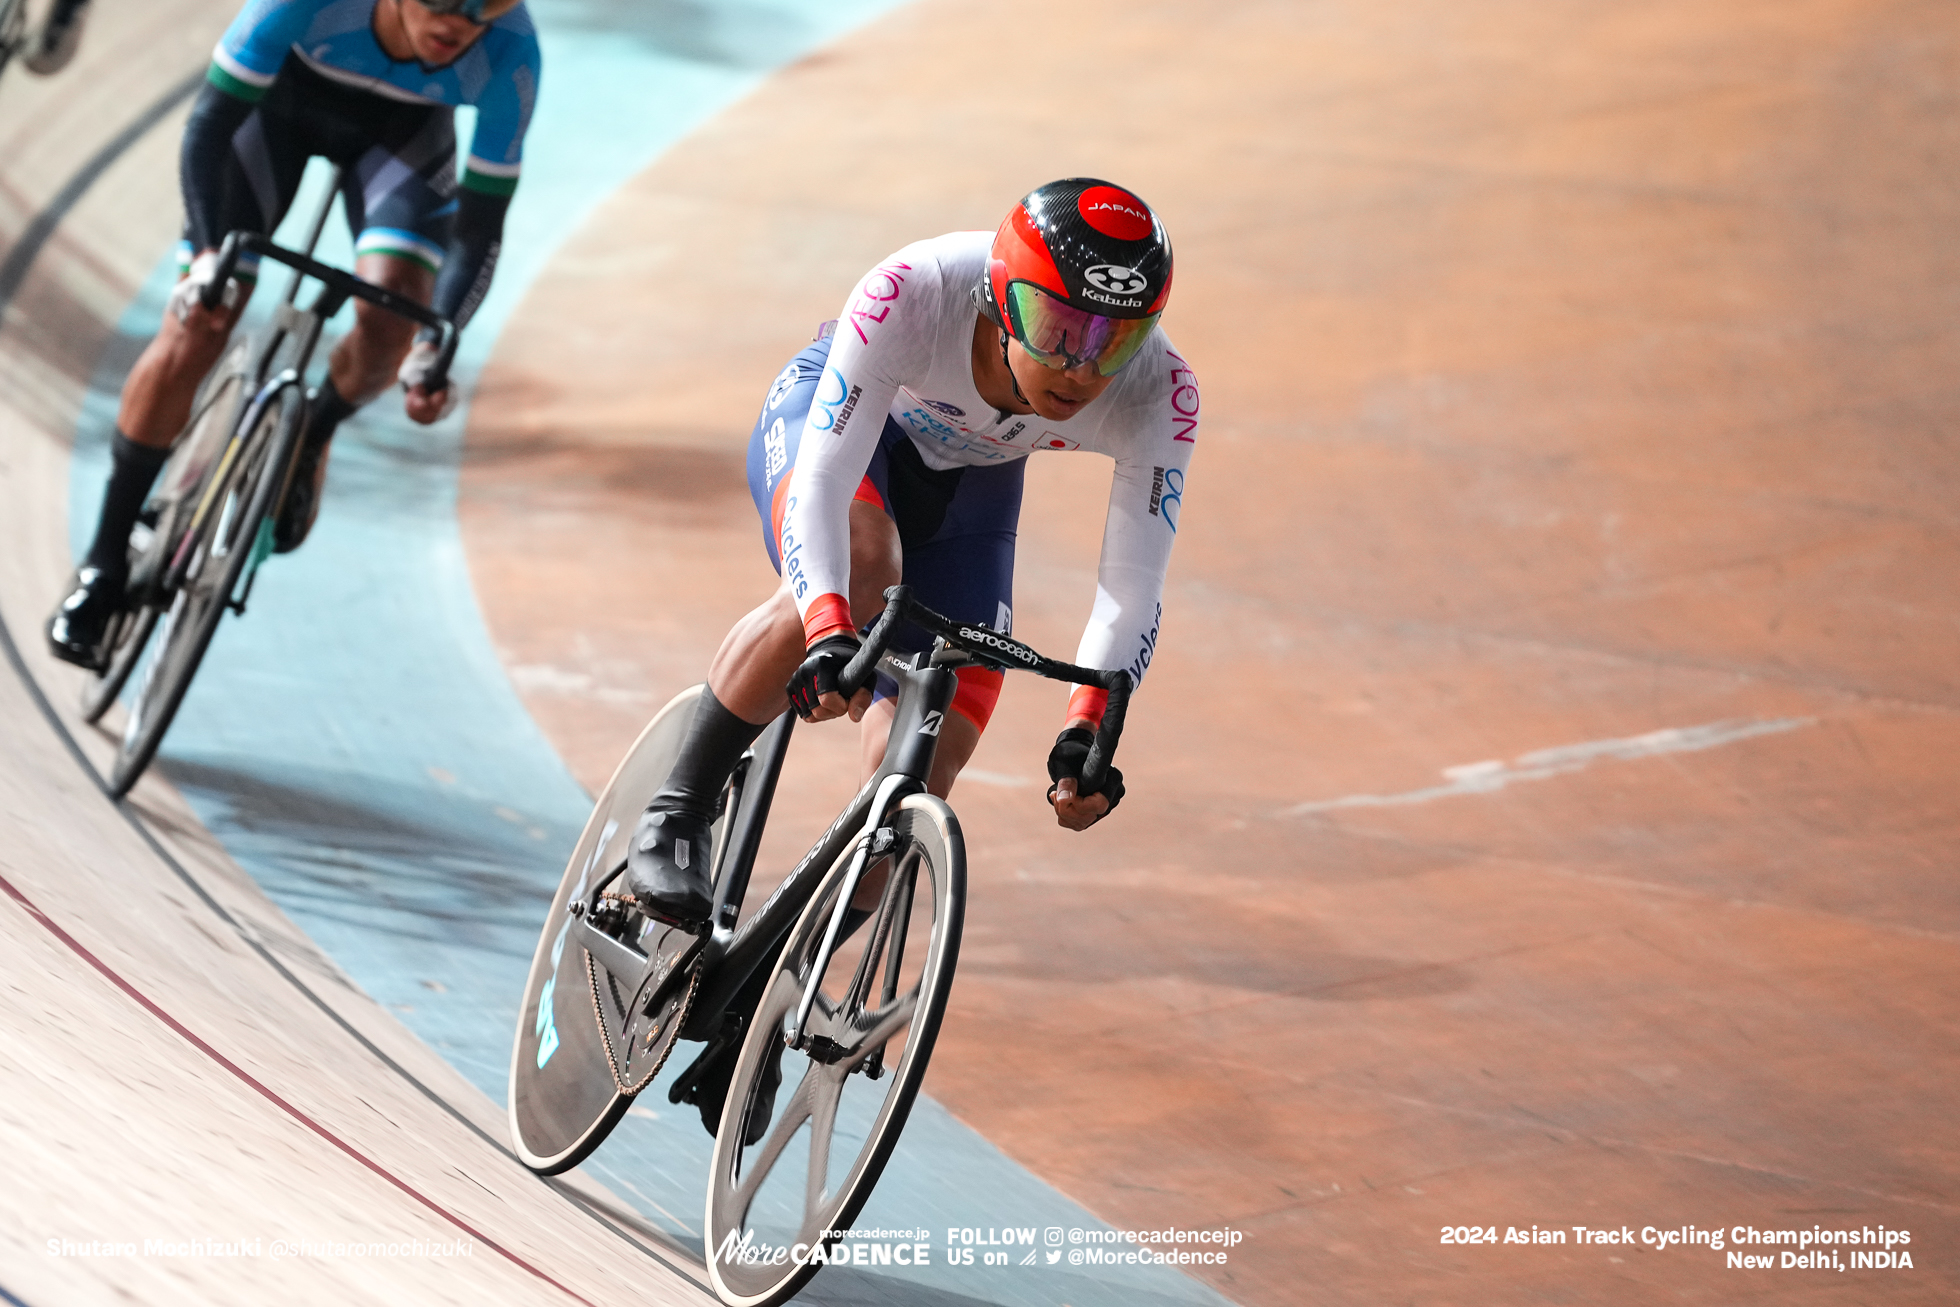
[
  {"xmin": 624, "ymin": 807, "xmax": 715, "ymax": 928},
  {"xmin": 46, "ymin": 567, "xmax": 125, "ymax": 671},
  {"xmin": 689, "ymin": 1032, "xmax": 786, "ymax": 1145},
  {"xmin": 273, "ymin": 430, "xmax": 332, "ymax": 554}
]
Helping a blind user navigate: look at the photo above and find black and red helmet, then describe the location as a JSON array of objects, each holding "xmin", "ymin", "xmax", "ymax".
[{"xmin": 980, "ymin": 178, "xmax": 1173, "ymax": 376}]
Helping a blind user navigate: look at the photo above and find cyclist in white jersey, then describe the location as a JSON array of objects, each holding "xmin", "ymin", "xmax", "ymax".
[{"xmin": 626, "ymin": 179, "xmax": 1200, "ymax": 941}]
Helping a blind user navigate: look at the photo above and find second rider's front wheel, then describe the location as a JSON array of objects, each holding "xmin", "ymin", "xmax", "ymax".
[
  {"xmin": 704, "ymin": 794, "xmax": 965, "ymax": 1307},
  {"xmin": 77, "ymin": 603, "xmax": 159, "ymax": 724},
  {"xmin": 109, "ymin": 379, "xmax": 302, "ymax": 797}
]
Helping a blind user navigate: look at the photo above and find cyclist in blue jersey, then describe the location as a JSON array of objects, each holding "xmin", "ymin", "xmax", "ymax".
[{"xmin": 47, "ymin": 0, "xmax": 540, "ymax": 669}]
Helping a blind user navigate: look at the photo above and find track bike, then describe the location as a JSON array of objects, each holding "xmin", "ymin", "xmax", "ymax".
[
  {"xmin": 77, "ymin": 175, "xmax": 455, "ymax": 796},
  {"xmin": 510, "ymin": 586, "xmax": 1131, "ymax": 1306}
]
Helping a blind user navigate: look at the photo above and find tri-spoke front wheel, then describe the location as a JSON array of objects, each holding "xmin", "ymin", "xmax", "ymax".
[
  {"xmin": 110, "ymin": 379, "xmax": 300, "ymax": 797},
  {"xmin": 704, "ymin": 794, "xmax": 964, "ymax": 1307},
  {"xmin": 80, "ymin": 352, "xmax": 249, "ymax": 727}
]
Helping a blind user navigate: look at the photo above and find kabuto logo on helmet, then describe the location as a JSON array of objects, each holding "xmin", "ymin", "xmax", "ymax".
[{"xmin": 1083, "ymin": 265, "xmax": 1148, "ymax": 296}]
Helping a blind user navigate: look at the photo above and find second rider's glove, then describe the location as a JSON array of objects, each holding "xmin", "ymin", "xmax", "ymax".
[
  {"xmin": 1046, "ymin": 726, "xmax": 1124, "ymax": 817},
  {"xmin": 398, "ymin": 338, "xmax": 458, "ymax": 420},
  {"xmin": 167, "ymin": 251, "xmax": 241, "ymax": 324},
  {"xmin": 786, "ymin": 633, "xmax": 862, "ymax": 719}
]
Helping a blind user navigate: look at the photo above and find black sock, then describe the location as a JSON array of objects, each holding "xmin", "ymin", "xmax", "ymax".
[
  {"xmin": 83, "ymin": 432, "xmax": 169, "ymax": 576},
  {"xmin": 653, "ymin": 687, "xmax": 768, "ymax": 822},
  {"xmin": 304, "ymin": 377, "xmax": 359, "ymax": 448}
]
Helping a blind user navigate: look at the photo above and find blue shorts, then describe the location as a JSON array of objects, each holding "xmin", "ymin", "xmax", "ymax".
[{"xmin": 746, "ymin": 337, "xmax": 1026, "ymax": 719}]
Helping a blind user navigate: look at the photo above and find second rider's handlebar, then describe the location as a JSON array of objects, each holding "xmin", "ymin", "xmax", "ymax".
[
  {"xmin": 838, "ymin": 586, "xmax": 1133, "ymax": 795},
  {"xmin": 203, "ymin": 231, "xmax": 459, "ymax": 393}
]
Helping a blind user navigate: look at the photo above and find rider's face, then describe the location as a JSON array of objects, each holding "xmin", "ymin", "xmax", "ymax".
[
  {"xmin": 395, "ymin": 0, "xmax": 503, "ymax": 65},
  {"xmin": 1006, "ymin": 338, "xmax": 1117, "ymax": 422}
]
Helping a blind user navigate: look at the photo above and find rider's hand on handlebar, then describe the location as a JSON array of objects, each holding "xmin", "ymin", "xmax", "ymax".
[
  {"xmin": 787, "ymin": 634, "xmax": 871, "ymax": 723},
  {"xmin": 167, "ymin": 250, "xmax": 241, "ymax": 326},
  {"xmin": 1047, "ymin": 725, "xmax": 1123, "ymax": 830},
  {"xmin": 398, "ymin": 339, "xmax": 456, "ymax": 424}
]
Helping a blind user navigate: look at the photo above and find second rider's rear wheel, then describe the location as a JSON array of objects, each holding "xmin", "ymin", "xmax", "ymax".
[{"xmin": 704, "ymin": 794, "xmax": 965, "ymax": 1307}]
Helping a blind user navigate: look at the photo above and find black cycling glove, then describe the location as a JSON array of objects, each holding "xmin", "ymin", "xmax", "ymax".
[
  {"xmin": 786, "ymin": 633, "xmax": 862, "ymax": 719},
  {"xmin": 1045, "ymin": 726, "xmax": 1124, "ymax": 818}
]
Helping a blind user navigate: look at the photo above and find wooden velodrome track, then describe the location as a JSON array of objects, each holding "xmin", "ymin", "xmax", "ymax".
[{"xmin": 3, "ymin": 1, "xmax": 1957, "ymax": 1304}]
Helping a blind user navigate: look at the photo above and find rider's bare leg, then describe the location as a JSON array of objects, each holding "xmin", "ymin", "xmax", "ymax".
[
  {"xmin": 708, "ymin": 498, "xmax": 902, "ymax": 724},
  {"xmin": 275, "ymin": 255, "xmax": 436, "ymax": 551},
  {"xmin": 116, "ymin": 284, "xmax": 254, "ymax": 448},
  {"xmin": 706, "ymin": 499, "xmax": 979, "ymax": 797},
  {"xmin": 52, "ymin": 280, "xmax": 256, "ymax": 663},
  {"xmin": 327, "ymin": 254, "xmax": 433, "ymax": 403},
  {"xmin": 630, "ymin": 500, "xmax": 902, "ymax": 919}
]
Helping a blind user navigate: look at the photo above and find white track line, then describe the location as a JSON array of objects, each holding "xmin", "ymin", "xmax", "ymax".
[{"xmin": 1283, "ymin": 718, "xmax": 1816, "ymax": 816}]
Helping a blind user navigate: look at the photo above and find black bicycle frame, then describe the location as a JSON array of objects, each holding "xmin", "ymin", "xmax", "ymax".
[
  {"xmin": 679, "ymin": 647, "xmax": 958, "ymax": 1037},
  {"xmin": 668, "ymin": 585, "xmax": 1131, "ymax": 1040},
  {"xmin": 568, "ymin": 585, "xmax": 1133, "ymax": 1047}
]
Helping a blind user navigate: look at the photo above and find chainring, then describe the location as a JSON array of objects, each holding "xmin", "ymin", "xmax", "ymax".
[{"xmin": 586, "ymin": 922, "xmax": 702, "ymax": 1096}]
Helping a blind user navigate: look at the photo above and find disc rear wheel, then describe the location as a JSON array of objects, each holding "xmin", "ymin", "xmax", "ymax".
[{"xmin": 510, "ymin": 684, "xmax": 727, "ymax": 1174}]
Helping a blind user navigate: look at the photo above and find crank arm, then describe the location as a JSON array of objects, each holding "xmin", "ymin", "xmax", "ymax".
[
  {"xmin": 571, "ymin": 915, "xmax": 646, "ymax": 991},
  {"xmin": 573, "ymin": 913, "xmax": 703, "ymax": 1014}
]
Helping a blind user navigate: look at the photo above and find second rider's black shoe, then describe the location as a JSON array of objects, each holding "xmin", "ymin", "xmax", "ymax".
[
  {"xmin": 625, "ymin": 807, "xmax": 715, "ymax": 928},
  {"xmin": 273, "ymin": 429, "xmax": 332, "ymax": 554},
  {"xmin": 46, "ymin": 567, "xmax": 125, "ymax": 670}
]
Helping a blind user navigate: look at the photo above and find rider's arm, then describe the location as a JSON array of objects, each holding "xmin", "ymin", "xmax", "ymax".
[
  {"xmin": 1067, "ymin": 342, "xmax": 1200, "ymax": 729},
  {"xmin": 430, "ymin": 187, "xmax": 508, "ymax": 330},
  {"xmin": 181, "ymin": 0, "xmax": 316, "ymax": 254},
  {"xmin": 179, "ymin": 81, "xmax": 256, "ymax": 255},
  {"xmin": 778, "ymin": 248, "xmax": 936, "ymax": 645},
  {"xmin": 418, "ymin": 22, "xmax": 538, "ymax": 336}
]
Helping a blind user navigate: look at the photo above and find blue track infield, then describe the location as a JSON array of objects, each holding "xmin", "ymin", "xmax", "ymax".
[{"xmin": 65, "ymin": 4, "xmax": 1236, "ymax": 1305}]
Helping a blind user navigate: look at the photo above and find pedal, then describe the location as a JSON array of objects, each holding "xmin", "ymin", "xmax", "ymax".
[{"xmin": 629, "ymin": 898, "xmax": 712, "ymax": 937}]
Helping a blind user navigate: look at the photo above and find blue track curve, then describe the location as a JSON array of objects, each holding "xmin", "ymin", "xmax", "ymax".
[{"xmin": 65, "ymin": 5, "xmax": 1235, "ymax": 1305}]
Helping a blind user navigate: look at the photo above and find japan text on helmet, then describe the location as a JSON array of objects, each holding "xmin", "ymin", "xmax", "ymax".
[{"xmin": 978, "ymin": 178, "xmax": 1172, "ymax": 377}]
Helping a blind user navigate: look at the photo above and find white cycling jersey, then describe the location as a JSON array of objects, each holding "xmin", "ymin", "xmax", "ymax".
[{"xmin": 782, "ymin": 231, "xmax": 1200, "ymax": 699}]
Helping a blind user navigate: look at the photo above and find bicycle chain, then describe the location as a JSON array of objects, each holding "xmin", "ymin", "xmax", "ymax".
[{"xmin": 586, "ymin": 944, "xmax": 699, "ymax": 1097}]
